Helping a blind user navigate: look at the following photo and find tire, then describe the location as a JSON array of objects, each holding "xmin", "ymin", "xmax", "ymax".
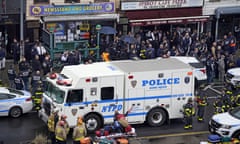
[
  {"xmin": 232, "ymin": 130, "xmax": 240, "ymax": 139},
  {"xmin": 9, "ymin": 107, "xmax": 22, "ymax": 118},
  {"xmin": 84, "ymin": 114, "xmax": 102, "ymax": 133},
  {"xmin": 147, "ymin": 108, "xmax": 167, "ymax": 127}
]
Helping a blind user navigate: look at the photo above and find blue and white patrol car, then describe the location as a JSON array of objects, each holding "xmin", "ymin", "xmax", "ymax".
[
  {"xmin": 0, "ymin": 87, "xmax": 33, "ymax": 118},
  {"xmin": 209, "ymin": 107, "xmax": 240, "ymax": 138}
]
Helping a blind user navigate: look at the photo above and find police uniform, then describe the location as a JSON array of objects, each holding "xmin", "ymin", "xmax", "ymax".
[
  {"xmin": 31, "ymin": 71, "xmax": 41, "ymax": 93},
  {"xmin": 14, "ymin": 74, "xmax": 25, "ymax": 90},
  {"xmin": 7, "ymin": 65, "xmax": 16, "ymax": 88},
  {"xmin": 183, "ymin": 98, "xmax": 195, "ymax": 129}
]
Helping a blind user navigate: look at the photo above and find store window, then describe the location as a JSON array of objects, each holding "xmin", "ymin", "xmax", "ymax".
[
  {"xmin": 34, "ymin": 0, "xmax": 49, "ymax": 4},
  {"xmin": 65, "ymin": 0, "xmax": 80, "ymax": 3}
]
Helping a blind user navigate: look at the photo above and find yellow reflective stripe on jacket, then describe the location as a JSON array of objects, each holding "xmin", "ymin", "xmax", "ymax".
[
  {"xmin": 74, "ymin": 136, "xmax": 84, "ymax": 141},
  {"xmin": 56, "ymin": 136, "xmax": 64, "ymax": 141}
]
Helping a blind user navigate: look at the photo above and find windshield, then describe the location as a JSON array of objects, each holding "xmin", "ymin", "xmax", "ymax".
[
  {"xmin": 229, "ymin": 107, "xmax": 240, "ymax": 119},
  {"xmin": 7, "ymin": 88, "xmax": 24, "ymax": 95},
  {"xmin": 44, "ymin": 81, "xmax": 65, "ymax": 104}
]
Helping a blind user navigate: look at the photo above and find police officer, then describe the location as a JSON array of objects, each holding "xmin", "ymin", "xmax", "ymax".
[
  {"xmin": 182, "ymin": 98, "xmax": 195, "ymax": 129},
  {"xmin": 42, "ymin": 55, "xmax": 52, "ymax": 76},
  {"xmin": 55, "ymin": 120, "xmax": 67, "ymax": 144},
  {"xmin": 196, "ymin": 85, "xmax": 208, "ymax": 122},
  {"xmin": 7, "ymin": 64, "xmax": 16, "ymax": 88},
  {"xmin": 48, "ymin": 109, "xmax": 59, "ymax": 144},
  {"xmin": 72, "ymin": 117, "xmax": 87, "ymax": 144},
  {"xmin": 213, "ymin": 96, "xmax": 225, "ymax": 114},
  {"xmin": 31, "ymin": 70, "xmax": 41, "ymax": 93},
  {"xmin": 32, "ymin": 81, "xmax": 43, "ymax": 110},
  {"xmin": 19, "ymin": 57, "xmax": 31, "ymax": 90},
  {"xmin": 14, "ymin": 72, "xmax": 25, "ymax": 90}
]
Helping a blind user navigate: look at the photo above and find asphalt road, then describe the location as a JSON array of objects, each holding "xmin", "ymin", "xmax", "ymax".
[{"xmin": 0, "ymin": 85, "xmax": 221, "ymax": 144}]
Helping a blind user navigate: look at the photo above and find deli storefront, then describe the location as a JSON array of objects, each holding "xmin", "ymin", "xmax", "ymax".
[
  {"xmin": 121, "ymin": 0, "xmax": 209, "ymax": 34},
  {"xmin": 27, "ymin": 2, "xmax": 119, "ymax": 42}
]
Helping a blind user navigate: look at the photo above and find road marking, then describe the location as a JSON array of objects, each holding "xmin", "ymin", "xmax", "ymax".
[{"xmin": 136, "ymin": 131, "xmax": 210, "ymax": 139}]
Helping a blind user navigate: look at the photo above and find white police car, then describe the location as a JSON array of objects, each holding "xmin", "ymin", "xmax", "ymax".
[
  {"xmin": 157, "ymin": 56, "xmax": 207, "ymax": 88},
  {"xmin": 0, "ymin": 87, "xmax": 33, "ymax": 118},
  {"xmin": 209, "ymin": 107, "xmax": 240, "ymax": 138},
  {"xmin": 225, "ymin": 67, "xmax": 240, "ymax": 88}
]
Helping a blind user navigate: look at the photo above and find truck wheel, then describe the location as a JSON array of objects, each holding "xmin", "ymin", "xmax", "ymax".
[
  {"xmin": 147, "ymin": 108, "xmax": 167, "ymax": 127},
  {"xmin": 85, "ymin": 114, "xmax": 102, "ymax": 133},
  {"xmin": 9, "ymin": 107, "xmax": 22, "ymax": 118}
]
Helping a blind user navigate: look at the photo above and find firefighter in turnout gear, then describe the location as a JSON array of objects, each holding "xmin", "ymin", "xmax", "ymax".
[
  {"xmin": 48, "ymin": 109, "xmax": 59, "ymax": 144},
  {"xmin": 196, "ymin": 85, "xmax": 208, "ymax": 122},
  {"xmin": 213, "ymin": 97, "xmax": 225, "ymax": 114},
  {"xmin": 182, "ymin": 98, "xmax": 195, "ymax": 129},
  {"xmin": 55, "ymin": 120, "xmax": 67, "ymax": 144},
  {"xmin": 222, "ymin": 90, "xmax": 234, "ymax": 111},
  {"xmin": 72, "ymin": 116, "xmax": 87, "ymax": 144},
  {"xmin": 32, "ymin": 81, "xmax": 43, "ymax": 110}
]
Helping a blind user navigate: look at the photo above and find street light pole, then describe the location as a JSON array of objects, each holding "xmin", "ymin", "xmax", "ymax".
[{"xmin": 20, "ymin": 0, "xmax": 24, "ymax": 41}]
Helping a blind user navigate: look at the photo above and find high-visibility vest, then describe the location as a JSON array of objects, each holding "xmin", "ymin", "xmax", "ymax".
[{"xmin": 47, "ymin": 115, "xmax": 55, "ymax": 132}]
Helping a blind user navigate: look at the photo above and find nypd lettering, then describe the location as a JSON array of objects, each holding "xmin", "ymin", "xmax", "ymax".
[
  {"xmin": 102, "ymin": 104, "xmax": 123, "ymax": 112},
  {"xmin": 142, "ymin": 78, "xmax": 180, "ymax": 88}
]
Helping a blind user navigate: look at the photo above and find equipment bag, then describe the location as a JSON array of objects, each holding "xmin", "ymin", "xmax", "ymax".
[
  {"xmin": 117, "ymin": 138, "xmax": 128, "ymax": 144},
  {"xmin": 207, "ymin": 134, "xmax": 221, "ymax": 143},
  {"xmin": 99, "ymin": 138, "xmax": 115, "ymax": 144}
]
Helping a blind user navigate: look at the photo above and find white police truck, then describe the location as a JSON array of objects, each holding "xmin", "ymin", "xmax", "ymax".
[{"xmin": 39, "ymin": 58, "xmax": 195, "ymax": 132}]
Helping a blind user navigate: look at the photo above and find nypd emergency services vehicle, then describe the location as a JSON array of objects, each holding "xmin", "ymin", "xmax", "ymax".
[{"xmin": 39, "ymin": 58, "xmax": 195, "ymax": 132}]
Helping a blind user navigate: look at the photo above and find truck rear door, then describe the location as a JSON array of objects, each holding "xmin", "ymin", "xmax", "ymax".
[{"xmin": 170, "ymin": 71, "xmax": 193, "ymax": 118}]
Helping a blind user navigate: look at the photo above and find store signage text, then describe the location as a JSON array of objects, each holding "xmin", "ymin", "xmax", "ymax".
[
  {"xmin": 30, "ymin": 2, "xmax": 114, "ymax": 16},
  {"xmin": 121, "ymin": 0, "xmax": 203, "ymax": 10}
]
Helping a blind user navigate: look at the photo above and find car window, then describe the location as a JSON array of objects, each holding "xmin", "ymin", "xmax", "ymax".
[
  {"xmin": 7, "ymin": 88, "xmax": 24, "ymax": 95},
  {"xmin": 8, "ymin": 94, "xmax": 16, "ymax": 99},
  {"xmin": 0, "ymin": 93, "xmax": 10, "ymax": 100}
]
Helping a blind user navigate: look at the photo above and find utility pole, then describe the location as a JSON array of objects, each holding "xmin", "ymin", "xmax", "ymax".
[{"xmin": 20, "ymin": 0, "xmax": 24, "ymax": 41}]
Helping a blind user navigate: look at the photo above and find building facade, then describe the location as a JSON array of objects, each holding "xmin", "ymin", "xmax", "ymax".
[{"xmin": 203, "ymin": 0, "xmax": 240, "ymax": 41}]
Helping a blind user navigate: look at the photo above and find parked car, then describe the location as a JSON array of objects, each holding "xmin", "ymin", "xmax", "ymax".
[
  {"xmin": 157, "ymin": 56, "xmax": 207, "ymax": 89},
  {"xmin": 0, "ymin": 87, "xmax": 33, "ymax": 118},
  {"xmin": 225, "ymin": 67, "xmax": 240, "ymax": 88},
  {"xmin": 209, "ymin": 106, "xmax": 240, "ymax": 138}
]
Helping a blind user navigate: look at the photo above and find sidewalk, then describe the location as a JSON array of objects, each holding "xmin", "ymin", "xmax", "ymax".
[{"xmin": 0, "ymin": 59, "xmax": 14, "ymax": 87}]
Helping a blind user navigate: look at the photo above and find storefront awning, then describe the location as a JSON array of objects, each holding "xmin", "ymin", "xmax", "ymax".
[
  {"xmin": 43, "ymin": 13, "xmax": 120, "ymax": 22},
  {"xmin": 215, "ymin": 6, "xmax": 240, "ymax": 19},
  {"xmin": 130, "ymin": 16, "xmax": 210, "ymax": 26},
  {"xmin": 126, "ymin": 7, "xmax": 202, "ymax": 20}
]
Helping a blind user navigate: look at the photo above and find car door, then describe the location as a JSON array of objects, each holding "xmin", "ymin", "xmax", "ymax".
[{"xmin": 0, "ymin": 93, "xmax": 10, "ymax": 116}]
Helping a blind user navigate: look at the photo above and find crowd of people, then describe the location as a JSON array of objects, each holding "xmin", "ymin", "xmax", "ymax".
[{"xmin": 60, "ymin": 28, "xmax": 240, "ymax": 84}]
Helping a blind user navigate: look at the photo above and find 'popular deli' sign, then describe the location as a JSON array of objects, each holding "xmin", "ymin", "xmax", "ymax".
[{"xmin": 121, "ymin": 0, "xmax": 203, "ymax": 10}]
